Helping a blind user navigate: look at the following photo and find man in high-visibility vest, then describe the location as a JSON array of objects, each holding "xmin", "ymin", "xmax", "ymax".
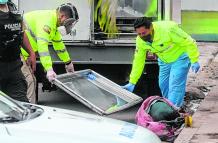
[
  {"xmin": 122, "ymin": 17, "xmax": 200, "ymax": 108},
  {"xmin": 21, "ymin": 3, "xmax": 79, "ymax": 103}
]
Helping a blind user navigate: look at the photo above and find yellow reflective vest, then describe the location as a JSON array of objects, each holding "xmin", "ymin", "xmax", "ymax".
[
  {"xmin": 21, "ymin": 10, "xmax": 71, "ymax": 71},
  {"xmin": 129, "ymin": 21, "xmax": 199, "ymax": 84}
]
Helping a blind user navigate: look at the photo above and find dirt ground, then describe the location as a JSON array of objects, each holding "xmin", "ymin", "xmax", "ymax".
[{"xmin": 184, "ymin": 43, "xmax": 218, "ymax": 114}]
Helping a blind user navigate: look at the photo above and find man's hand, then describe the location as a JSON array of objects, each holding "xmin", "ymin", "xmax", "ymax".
[
  {"xmin": 46, "ymin": 69, "xmax": 57, "ymax": 83},
  {"xmin": 191, "ymin": 62, "xmax": 200, "ymax": 73},
  {"xmin": 121, "ymin": 83, "xmax": 135, "ymax": 92},
  {"xmin": 65, "ymin": 61, "xmax": 74, "ymax": 73},
  {"xmin": 26, "ymin": 53, "xmax": 36, "ymax": 73}
]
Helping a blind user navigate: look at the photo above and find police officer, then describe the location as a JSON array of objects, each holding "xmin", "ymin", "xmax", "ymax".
[{"xmin": 0, "ymin": 0, "xmax": 35, "ymax": 102}]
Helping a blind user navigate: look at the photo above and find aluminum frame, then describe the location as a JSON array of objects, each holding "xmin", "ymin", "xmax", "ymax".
[{"xmin": 54, "ymin": 69, "xmax": 142, "ymax": 115}]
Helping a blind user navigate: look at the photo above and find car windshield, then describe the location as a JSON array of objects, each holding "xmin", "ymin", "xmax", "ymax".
[{"xmin": 0, "ymin": 91, "xmax": 26, "ymax": 122}]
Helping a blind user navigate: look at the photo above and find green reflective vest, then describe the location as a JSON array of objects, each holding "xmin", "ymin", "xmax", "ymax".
[
  {"xmin": 129, "ymin": 21, "xmax": 199, "ymax": 84},
  {"xmin": 21, "ymin": 10, "xmax": 71, "ymax": 71}
]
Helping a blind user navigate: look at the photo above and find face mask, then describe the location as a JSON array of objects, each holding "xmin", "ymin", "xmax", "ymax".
[
  {"xmin": 58, "ymin": 18, "xmax": 78, "ymax": 36},
  {"xmin": 57, "ymin": 26, "xmax": 67, "ymax": 36},
  {"xmin": 64, "ymin": 18, "xmax": 77, "ymax": 34},
  {"xmin": 0, "ymin": 0, "xmax": 8, "ymax": 4},
  {"xmin": 141, "ymin": 34, "xmax": 152, "ymax": 43}
]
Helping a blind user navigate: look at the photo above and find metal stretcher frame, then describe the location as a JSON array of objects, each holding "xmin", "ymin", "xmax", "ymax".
[{"xmin": 54, "ymin": 69, "xmax": 142, "ymax": 115}]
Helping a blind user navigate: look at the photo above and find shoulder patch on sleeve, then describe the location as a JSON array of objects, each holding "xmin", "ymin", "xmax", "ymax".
[{"xmin": 43, "ymin": 25, "xmax": 51, "ymax": 34}]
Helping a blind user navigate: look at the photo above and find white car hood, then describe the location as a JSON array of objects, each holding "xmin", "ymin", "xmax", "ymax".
[{"xmin": 4, "ymin": 105, "xmax": 161, "ymax": 143}]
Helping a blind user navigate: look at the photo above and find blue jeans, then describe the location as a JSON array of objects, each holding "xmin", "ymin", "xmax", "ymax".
[{"xmin": 158, "ymin": 53, "xmax": 191, "ymax": 107}]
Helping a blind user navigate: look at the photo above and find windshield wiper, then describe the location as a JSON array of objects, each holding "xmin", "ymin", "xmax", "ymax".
[{"xmin": 0, "ymin": 116, "xmax": 19, "ymax": 123}]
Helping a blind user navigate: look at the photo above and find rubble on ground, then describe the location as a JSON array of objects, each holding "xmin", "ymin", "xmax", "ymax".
[{"xmin": 183, "ymin": 42, "xmax": 218, "ymax": 115}]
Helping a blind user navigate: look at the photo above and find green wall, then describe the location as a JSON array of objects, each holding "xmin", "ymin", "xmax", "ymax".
[{"xmin": 181, "ymin": 11, "xmax": 218, "ymax": 41}]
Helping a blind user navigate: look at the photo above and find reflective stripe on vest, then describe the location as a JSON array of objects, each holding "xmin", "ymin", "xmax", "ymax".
[{"xmin": 38, "ymin": 51, "xmax": 50, "ymax": 57}]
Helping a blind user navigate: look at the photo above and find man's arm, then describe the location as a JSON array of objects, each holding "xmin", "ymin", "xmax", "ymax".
[
  {"xmin": 21, "ymin": 29, "xmax": 36, "ymax": 72},
  {"xmin": 129, "ymin": 37, "xmax": 149, "ymax": 85},
  {"xmin": 33, "ymin": 23, "xmax": 54, "ymax": 72},
  {"xmin": 52, "ymin": 32, "xmax": 74, "ymax": 73},
  {"xmin": 52, "ymin": 32, "xmax": 71, "ymax": 63}
]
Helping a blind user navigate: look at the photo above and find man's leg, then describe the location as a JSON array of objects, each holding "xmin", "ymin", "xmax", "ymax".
[
  {"xmin": 158, "ymin": 59, "xmax": 171, "ymax": 98},
  {"xmin": 21, "ymin": 57, "xmax": 37, "ymax": 103},
  {"xmin": 168, "ymin": 54, "xmax": 190, "ymax": 107}
]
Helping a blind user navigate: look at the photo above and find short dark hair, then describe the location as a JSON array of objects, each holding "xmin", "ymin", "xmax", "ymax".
[
  {"xmin": 134, "ymin": 17, "xmax": 152, "ymax": 29},
  {"xmin": 58, "ymin": 3, "xmax": 79, "ymax": 20}
]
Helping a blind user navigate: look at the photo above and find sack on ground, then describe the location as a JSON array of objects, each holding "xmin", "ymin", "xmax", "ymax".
[{"xmin": 135, "ymin": 96, "xmax": 184, "ymax": 141}]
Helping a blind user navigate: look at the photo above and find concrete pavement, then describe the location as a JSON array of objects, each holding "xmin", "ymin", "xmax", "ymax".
[
  {"xmin": 175, "ymin": 83, "xmax": 218, "ymax": 143},
  {"xmin": 175, "ymin": 42, "xmax": 218, "ymax": 143}
]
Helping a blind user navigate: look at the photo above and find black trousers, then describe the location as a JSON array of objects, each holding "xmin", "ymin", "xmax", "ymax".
[{"xmin": 0, "ymin": 59, "xmax": 29, "ymax": 102}]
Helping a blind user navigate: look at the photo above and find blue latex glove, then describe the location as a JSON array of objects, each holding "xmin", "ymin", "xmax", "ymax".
[
  {"xmin": 191, "ymin": 62, "xmax": 200, "ymax": 73},
  {"xmin": 87, "ymin": 73, "xmax": 96, "ymax": 80},
  {"xmin": 121, "ymin": 83, "xmax": 135, "ymax": 92}
]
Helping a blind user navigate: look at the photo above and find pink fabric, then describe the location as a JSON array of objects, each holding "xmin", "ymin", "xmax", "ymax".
[{"xmin": 135, "ymin": 96, "xmax": 176, "ymax": 136}]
